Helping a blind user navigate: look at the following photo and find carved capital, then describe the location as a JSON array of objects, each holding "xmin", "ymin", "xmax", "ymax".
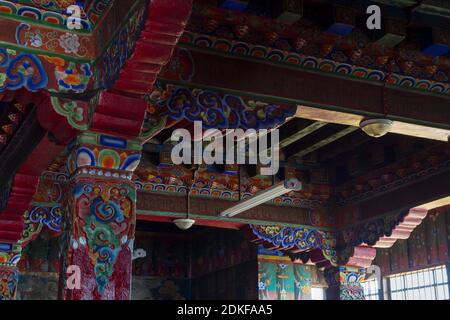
[
  {"xmin": 67, "ymin": 131, "xmax": 142, "ymax": 177},
  {"xmin": 324, "ymin": 266, "xmax": 366, "ymax": 300}
]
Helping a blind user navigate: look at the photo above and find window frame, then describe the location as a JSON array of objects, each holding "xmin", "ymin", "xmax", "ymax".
[{"xmin": 386, "ymin": 265, "xmax": 449, "ymax": 300}]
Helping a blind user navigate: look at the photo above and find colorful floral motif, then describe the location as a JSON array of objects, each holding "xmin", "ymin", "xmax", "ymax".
[
  {"xmin": 340, "ymin": 284, "xmax": 365, "ymax": 300},
  {"xmin": 43, "ymin": 56, "xmax": 92, "ymax": 92},
  {"xmin": 20, "ymin": 0, "xmax": 79, "ymax": 13},
  {"xmin": 68, "ymin": 145, "xmax": 141, "ymax": 174},
  {"xmin": 135, "ymin": 181, "xmax": 326, "ymax": 209},
  {"xmin": 43, "ymin": 55, "xmax": 93, "ymax": 129},
  {"xmin": 50, "ymin": 96, "xmax": 90, "ymax": 130},
  {"xmin": 97, "ymin": 1, "xmax": 147, "ymax": 89},
  {"xmin": 58, "ymin": 32, "xmax": 80, "ymax": 54},
  {"xmin": 0, "ymin": 266, "xmax": 18, "ymax": 300},
  {"xmin": 250, "ymin": 212, "xmax": 408, "ymax": 267},
  {"xmin": 66, "ymin": 132, "xmax": 142, "ymax": 175},
  {"xmin": 70, "ymin": 181, "xmax": 136, "ymax": 294},
  {"xmin": 20, "ymin": 210, "xmax": 44, "ymax": 249},
  {"xmin": 0, "ymin": 243, "xmax": 21, "ymax": 266},
  {"xmin": 324, "ymin": 266, "xmax": 365, "ymax": 300},
  {"xmin": 15, "ymin": 23, "xmax": 92, "ymax": 56},
  {"xmin": 249, "ymin": 225, "xmax": 334, "ymax": 253},
  {"xmin": 0, "ymin": 48, "xmax": 48, "ymax": 92},
  {"xmin": 180, "ymin": 32, "xmax": 450, "ymax": 95},
  {"xmin": 146, "ymin": 83, "xmax": 297, "ymax": 130},
  {"xmin": 28, "ymin": 205, "xmax": 63, "ymax": 232},
  {"xmin": 56, "ymin": 61, "xmax": 91, "ymax": 91},
  {"xmin": 0, "ymin": 0, "xmax": 91, "ymax": 30}
]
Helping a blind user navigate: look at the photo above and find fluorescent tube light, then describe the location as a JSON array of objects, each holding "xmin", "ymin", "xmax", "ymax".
[{"xmin": 219, "ymin": 178, "xmax": 302, "ymax": 218}]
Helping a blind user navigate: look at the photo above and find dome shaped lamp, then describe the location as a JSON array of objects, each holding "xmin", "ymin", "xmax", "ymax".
[
  {"xmin": 173, "ymin": 218, "xmax": 196, "ymax": 230},
  {"xmin": 359, "ymin": 118, "xmax": 393, "ymax": 138},
  {"xmin": 174, "ymin": 167, "xmax": 197, "ymax": 231}
]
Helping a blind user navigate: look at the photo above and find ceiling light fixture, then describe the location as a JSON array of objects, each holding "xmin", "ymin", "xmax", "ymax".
[
  {"xmin": 173, "ymin": 218, "xmax": 196, "ymax": 230},
  {"xmin": 173, "ymin": 166, "xmax": 198, "ymax": 230},
  {"xmin": 360, "ymin": 118, "xmax": 393, "ymax": 138},
  {"xmin": 359, "ymin": 58, "xmax": 396, "ymax": 139},
  {"xmin": 219, "ymin": 178, "xmax": 302, "ymax": 218}
]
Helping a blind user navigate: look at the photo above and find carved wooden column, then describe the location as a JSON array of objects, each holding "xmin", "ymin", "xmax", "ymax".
[
  {"xmin": 324, "ymin": 266, "xmax": 366, "ymax": 300},
  {"xmin": 60, "ymin": 132, "xmax": 141, "ymax": 300}
]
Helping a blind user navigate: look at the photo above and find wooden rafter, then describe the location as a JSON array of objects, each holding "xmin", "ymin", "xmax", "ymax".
[{"xmin": 290, "ymin": 126, "xmax": 359, "ymax": 159}]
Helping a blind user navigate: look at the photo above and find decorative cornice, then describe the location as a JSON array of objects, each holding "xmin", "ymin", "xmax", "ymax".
[
  {"xmin": 249, "ymin": 224, "xmax": 334, "ymax": 253},
  {"xmin": 136, "ymin": 190, "xmax": 322, "ymax": 227},
  {"xmin": 372, "ymin": 207, "xmax": 428, "ymax": 248},
  {"xmin": 145, "ymin": 82, "xmax": 297, "ymax": 130},
  {"xmin": 0, "ymin": 0, "xmax": 144, "ymax": 59},
  {"xmin": 135, "ymin": 181, "xmax": 326, "ymax": 209},
  {"xmin": 66, "ymin": 131, "xmax": 142, "ymax": 176},
  {"xmin": 248, "ymin": 206, "xmax": 420, "ymax": 267},
  {"xmin": 0, "ymin": 0, "xmax": 92, "ymax": 31},
  {"xmin": 336, "ymin": 145, "xmax": 450, "ymax": 205},
  {"xmin": 179, "ymin": 31, "xmax": 450, "ymax": 96}
]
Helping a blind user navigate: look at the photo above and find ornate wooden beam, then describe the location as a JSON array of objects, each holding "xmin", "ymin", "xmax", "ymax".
[
  {"xmin": 246, "ymin": 224, "xmax": 377, "ymax": 268},
  {"xmin": 136, "ymin": 191, "xmax": 332, "ymax": 229},
  {"xmin": 161, "ymin": 46, "xmax": 450, "ymax": 132}
]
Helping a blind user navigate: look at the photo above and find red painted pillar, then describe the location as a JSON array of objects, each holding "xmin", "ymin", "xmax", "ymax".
[
  {"xmin": 60, "ymin": 132, "xmax": 141, "ymax": 300},
  {"xmin": 324, "ymin": 266, "xmax": 366, "ymax": 300}
]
